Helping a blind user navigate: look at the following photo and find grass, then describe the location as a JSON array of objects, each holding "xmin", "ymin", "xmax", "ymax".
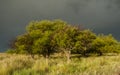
[{"xmin": 0, "ymin": 53, "xmax": 120, "ymax": 75}]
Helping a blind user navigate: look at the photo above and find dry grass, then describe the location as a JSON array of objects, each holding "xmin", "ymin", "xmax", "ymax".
[{"xmin": 0, "ymin": 53, "xmax": 120, "ymax": 75}]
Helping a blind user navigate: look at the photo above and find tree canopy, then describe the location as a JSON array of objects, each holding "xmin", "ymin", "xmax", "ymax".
[{"xmin": 7, "ymin": 19, "xmax": 120, "ymax": 60}]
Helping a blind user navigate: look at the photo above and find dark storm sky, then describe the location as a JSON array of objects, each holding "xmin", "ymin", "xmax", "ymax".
[{"xmin": 0, "ymin": 0, "xmax": 120, "ymax": 51}]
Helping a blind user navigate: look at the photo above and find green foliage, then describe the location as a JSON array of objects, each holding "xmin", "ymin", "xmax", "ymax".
[
  {"xmin": 28, "ymin": 20, "xmax": 67, "ymax": 57},
  {"xmin": 14, "ymin": 33, "xmax": 33, "ymax": 54},
  {"xmin": 91, "ymin": 34, "xmax": 120, "ymax": 55},
  {"xmin": 8, "ymin": 19, "xmax": 120, "ymax": 58},
  {"xmin": 53, "ymin": 26, "xmax": 79, "ymax": 51},
  {"xmin": 53, "ymin": 25, "xmax": 80, "ymax": 62},
  {"xmin": 75, "ymin": 30, "xmax": 97, "ymax": 55},
  {"xmin": 9, "ymin": 20, "xmax": 68, "ymax": 58},
  {"xmin": 6, "ymin": 49, "xmax": 16, "ymax": 54}
]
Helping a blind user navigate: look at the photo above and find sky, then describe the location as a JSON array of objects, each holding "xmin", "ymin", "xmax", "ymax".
[{"xmin": 0, "ymin": 0, "xmax": 120, "ymax": 51}]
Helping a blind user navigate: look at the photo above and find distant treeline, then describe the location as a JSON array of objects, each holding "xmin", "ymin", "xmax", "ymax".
[{"xmin": 7, "ymin": 19, "xmax": 120, "ymax": 62}]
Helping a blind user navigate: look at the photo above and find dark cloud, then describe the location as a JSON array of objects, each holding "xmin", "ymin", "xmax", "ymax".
[
  {"xmin": 66, "ymin": 0, "xmax": 89, "ymax": 14},
  {"xmin": 105, "ymin": 0, "xmax": 120, "ymax": 9},
  {"xmin": 0, "ymin": 0, "xmax": 120, "ymax": 51},
  {"xmin": 111, "ymin": 0, "xmax": 120, "ymax": 8}
]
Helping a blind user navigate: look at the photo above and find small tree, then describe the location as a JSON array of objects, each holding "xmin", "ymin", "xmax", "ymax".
[{"xmin": 91, "ymin": 34, "xmax": 120, "ymax": 55}]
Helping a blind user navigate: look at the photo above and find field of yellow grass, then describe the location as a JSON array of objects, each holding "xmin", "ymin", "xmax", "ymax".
[{"xmin": 0, "ymin": 53, "xmax": 120, "ymax": 75}]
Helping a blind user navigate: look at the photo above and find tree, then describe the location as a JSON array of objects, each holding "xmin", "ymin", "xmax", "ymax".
[
  {"xmin": 7, "ymin": 19, "xmax": 120, "ymax": 59},
  {"xmin": 53, "ymin": 25, "xmax": 80, "ymax": 63}
]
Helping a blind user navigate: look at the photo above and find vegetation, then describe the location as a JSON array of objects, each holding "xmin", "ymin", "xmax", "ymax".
[
  {"xmin": 7, "ymin": 20, "xmax": 120, "ymax": 57},
  {"xmin": 5, "ymin": 19, "xmax": 120, "ymax": 74},
  {"xmin": 91, "ymin": 34, "xmax": 120, "ymax": 55},
  {"xmin": 0, "ymin": 53, "xmax": 120, "ymax": 75}
]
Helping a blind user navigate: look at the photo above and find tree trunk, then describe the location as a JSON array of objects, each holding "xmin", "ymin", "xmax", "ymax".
[
  {"xmin": 31, "ymin": 54, "xmax": 34, "ymax": 59},
  {"xmin": 99, "ymin": 51, "xmax": 102, "ymax": 56},
  {"xmin": 65, "ymin": 50, "xmax": 71, "ymax": 64},
  {"xmin": 83, "ymin": 47, "xmax": 87, "ymax": 56},
  {"xmin": 45, "ymin": 55, "xmax": 49, "ymax": 66},
  {"xmin": 83, "ymin": 51, "xmax": 86, "ymax": 56}
]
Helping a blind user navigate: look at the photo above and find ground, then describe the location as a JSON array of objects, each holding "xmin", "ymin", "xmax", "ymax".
[{"xmin": 0, "ymin": 53, "xmax": 120, "ymax": 75}]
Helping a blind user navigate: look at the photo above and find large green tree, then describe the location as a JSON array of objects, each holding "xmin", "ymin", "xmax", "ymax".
[{"xmin": 7, "ymin": 19, "xmax": 120, "ymax": 59}]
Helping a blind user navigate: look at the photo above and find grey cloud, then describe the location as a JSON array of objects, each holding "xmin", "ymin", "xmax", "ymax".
[
  {"xmin": 66, "ymin": 0, "xmax": 92, "ymax": 14},
  {"xmin": 105, "ymin": 0, "xmax": 120, "ymax": 9},
  {"xmin": 113, "ymin": 0, "xmax": 120, "ymax": 8}
]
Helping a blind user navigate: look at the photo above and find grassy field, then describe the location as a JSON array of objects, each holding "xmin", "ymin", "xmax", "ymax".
[{"xmin": 0, "ymin": 53, "xmax": 120, "ymax": 75}]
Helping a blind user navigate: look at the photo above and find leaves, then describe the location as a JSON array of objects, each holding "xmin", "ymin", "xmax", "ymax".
[{"xmin": 8, "ymin": 19, "xmax": 120, "ymax": 57}]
